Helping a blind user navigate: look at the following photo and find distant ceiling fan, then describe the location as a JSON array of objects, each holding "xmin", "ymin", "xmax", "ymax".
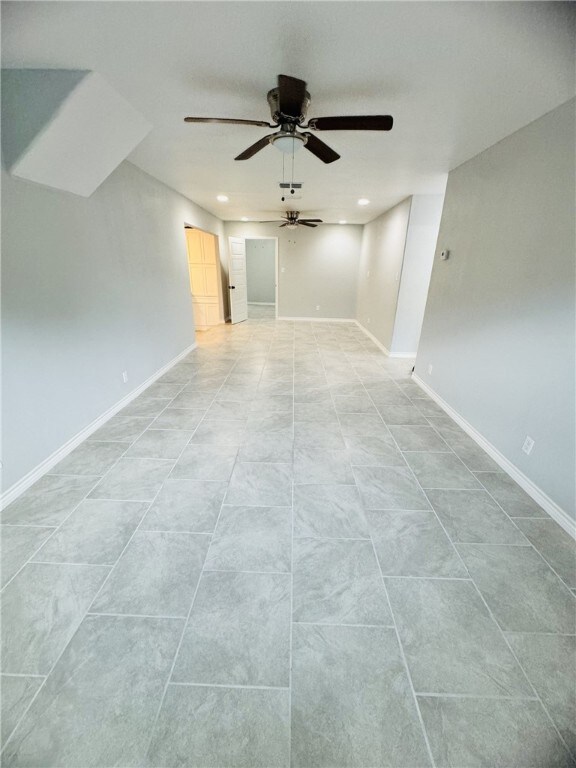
[
  {"xmin": 184, "ymin": 74, "xmax": 393, "ymax": 164},
  {"xmin": 261, "ymin": 211, "xmax": 323, "ymax": 229}
]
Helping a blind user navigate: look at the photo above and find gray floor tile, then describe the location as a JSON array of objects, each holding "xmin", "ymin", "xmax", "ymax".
[
  {"xmin": 1, "ymin": 475, "xmax": 96, "ymax": 527},
  {"xmin": 506, "ymin": 632, "xmax": 576, "ymax": 752},
  {"xmin": 32, "ymin": 499, "xmax": 148, "ymax": 565},
  {"xmin": 245, "ymin": 412, "xmax": 293, "ymax": 436},
  {"xmin": 427, "ymin": 488, "xmax": 530, "ymax": 545},
  {"xmin": 89, "ymin": 458, "xmax": 173, "ymax": 501},
  {"xmin": 387, "ymin": 578, "xmax": 532, "ymax": 696},
  {"xmin": 3, "ymin": 615, "xmax": 182, "ymax": 767},
  {"xmin": 433, "ymin": 424, "xmax": 502, "ymax": 471},
  {"xmin": 122, "ymin": 398, "xmax": 172, "ymax": 418},
  {"xmin": 338, "ymin": 413, "xmax": 389, "ymax": 437},
  {"xmin": 411, "ymin": 397, "xmax": 446, "ymax": 417},
  {"xmin": 1, "ymin": 675, "xmax": 43, "ymax": 748},
  {"xmin": 239, "ymin": 433, "xmax": 294, "ymax": 462},
  {"xmin": 225, "ymin": 462, "xmax": 292, "ymax": 506},
  {"xmin": 172, "ymin": 571, "xmax": 291, "ymax": 686},
  {"xmin": 294, "ymin": 401, "xmax": 338, "ymax": 424},
  {"xmin": 353, "ymin": 465, "xmax": 431, "ymax": 510},
  {"xmin": 294, "ymin": 421, "xmax": 345, "ymax": 449},
  {"xmin": 389, "ymin": 424, "xmax": 451, "ymax": 452},
  {"xmin": 91, "ymin": 531, "xmax": 208, "ymax": 617},
  {"xmin": 344, "ymin": 433, "xmax": 405, "ymax": 467},
  {"xmin": 1, "ymin": 526, "xmax": 55, "ymax": 587},
  {"xmin": 87, "ymin": 415, "xmax": 153, "ymax": 443},
  {"xmin": 125, "ymin": 429, "xmax": 193, "ymax": 459},
  {"xmin": 291, "ymin": 624, "xmax": 431, "ymax": 767},
  {"xmin": 1, "ymin": 563, "xmax": 108, "ymax": 674},
  {"xmin": 191, "ymin": 420, "xmax": 246, "ymax": 446},
  {"xmin": 514, "ymin": 518, "xmax": 576, "ymax": 587},
  {"xmin": 52, "ymin": 441, "xmax": 129, "ymax": 476},
  {"xmin": 369, "ymin": 509, "xmax": 468, "ymax": 577},
  {"xmin": 205, "ymin": 505, "xmax": 291, "ymax": 572},
  {"xmin": 170, "ymin": 391, "xmax": 214, "ymax": 409},
  {"xmin": 294, "ymin": 483, "xmax": 369, "ymax": 539},
  {"xmin": 145, "ymin": 382, "xmax": 184, "ymax": 399},
  {"xmin": 364, "ymin": 382, "xmax": 412, "ymax": 405},
  {"xmin": 145, "ymin": 684, "xmax": 290, "ymax": 768},
  {"xmin": 294, "ymin": 446, "xmax": 354, "ymax": 484},
  {"xmin": 204, "ymin": 400, "xmax": 251, "ymax": 420},
  {"xmin": 141, "ymin": 479, "xmax": 227, "ymax": 532},
  {"xmin": 151, "ymin": 408, "xmax": 205, "ymax": 430},
  {"xmin": 333, "ymin": 394, "xmax": 378, "ymax": 414},
  {"xmin": 419, "ymin": 696, "xmax": 573, "ymax": 768},
  {"xmin": 249, "ymin": 393, "xmax": 293, "ymax": 413},
  {"xmin": 457, "ymin": 543, "xmax": 576, "ymax": 633},
  {"xmin": 475, "ymin": 472, "xmax": 546, "ymax": 517},
  {"xmin": 376, "ymin": 403, "xmax": 430, "ymax": 425},
  {"xmin": 171, "ymin": 444, "xmax": 238, "ymax": 481},
  {"xmin": 293, "ymin": 538, "xmax": 392, "ymax": 625},
  {"xmin": 405, "ymin": 451, "xmax": 482, "ymax": 489}
]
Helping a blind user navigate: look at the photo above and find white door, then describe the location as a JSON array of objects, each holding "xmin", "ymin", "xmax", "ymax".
[{"xmin": 228, "ymin": 237, "xmax": 248, "ymax": 324}]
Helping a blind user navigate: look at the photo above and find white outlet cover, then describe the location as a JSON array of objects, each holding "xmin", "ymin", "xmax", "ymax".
[
  {"xmin": 428, "ymin": 364, "xmax": 433, "ymax": 375},
  {"xmin": 522, "ymin": 436, "xmax": 535, "ymax": 455}
]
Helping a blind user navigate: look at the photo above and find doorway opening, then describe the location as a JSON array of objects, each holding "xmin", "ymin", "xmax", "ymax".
[
  {"xmin": 245, "ymin": 238, "xmax": 278, "ymax": 320},
  {"xmin": 184, "ymin": 225, "xmax": 224, "ymax": 332}
]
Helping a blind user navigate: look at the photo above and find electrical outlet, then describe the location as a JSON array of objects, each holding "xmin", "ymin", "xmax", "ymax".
[
  {"xmin": 522, "ymin": 436, "xmax": 535, "ymax": 455},
  {"xmin": 367, "ymin": 317, "xmax": 371, "ymax": 324},
  {"xmin": 122, "ymin": 371, "xmax": 129, "ymax": 384},
  {"xmin": 316, "ymin": 305, "xmax": 320, "ymax": 311},
  {"xmin": 428, "ymin": 364, "xmax": 433, "ymax": 375}
]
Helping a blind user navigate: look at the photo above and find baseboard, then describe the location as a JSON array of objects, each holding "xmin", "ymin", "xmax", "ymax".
[
  {"xmin": 277, "ymin": 316, "xmax": 356, "ymax": 323},
  {"xmin": 412, "ymin": 374, "xmax": 575, "ymax": 540},
  {"xmin": 0, "ymin": 342, "xmax": 198, "ymax": 511},
  {"xmin": 354, "ymin": 320, "xmax": 417, "ymax": 359},
  {"xmin": 248, "ymin": 302, "xmax": 275, "ymax": 306}
]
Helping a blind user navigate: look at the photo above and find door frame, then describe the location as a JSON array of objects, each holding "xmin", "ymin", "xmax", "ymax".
[{"xmin": 242, "ymin": 236, "xmax": 280, "ymax": 319}]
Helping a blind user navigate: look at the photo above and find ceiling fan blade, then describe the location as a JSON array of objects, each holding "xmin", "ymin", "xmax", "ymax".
[
  {"xmin": 184, "ymin": 117, "xmax": 273, "ymax": 127},
  {"xmin": 277, "ymin": 74, "xmax": 307, "ymax": 118},
  {"xmin": 235, "ymin": 135, "xmax": 273, "ymax": 160},
  {"xmin": 299, "ymin": 219, "xmax": 323, "ymax": 223},
  {"xmin": 299, "ymin": 221, "xmax": 318, "ymax": 227},
  {"xmin": 279, "ymin": 222, "xmax": 289, "ymax": 227},
  {"xmin": 307, "ymin": 115, "xmax": 394, "ymax": 131},
  {"xmin": 302, "ymin": 133, "xmax": 340, "ymax": 164}
]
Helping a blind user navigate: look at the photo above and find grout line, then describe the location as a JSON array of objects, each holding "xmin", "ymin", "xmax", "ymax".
[
  {"xmin": 86, "ymin": 611, "xmax": 187, "ymax": 620},
  {"xmin": 293, "ymin": 621, "xmax": 396, "ymax": 629},
  {"xmin": 414, "ymin": 691, "xmax": 539, "ymax": 701},
  {"xmin": 169, "ymin": 681, "xmax": 290, "ymax": 691},
  {"xmin": 0, "ymin": 673, "xmax": 46, "ymax": 679}
]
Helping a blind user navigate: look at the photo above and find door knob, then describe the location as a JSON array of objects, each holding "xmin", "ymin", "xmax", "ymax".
[{"xmin": 228, "ymin": 285, "xmax": 236, "ymax": 289}]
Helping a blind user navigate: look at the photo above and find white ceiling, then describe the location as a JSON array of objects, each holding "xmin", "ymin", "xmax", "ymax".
[{"xmin": 2, "ymin": 1, "xmax": 574, "ymax": 223}]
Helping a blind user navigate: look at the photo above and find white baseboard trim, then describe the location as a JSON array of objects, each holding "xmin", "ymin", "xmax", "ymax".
[
  {"xmin": 248, "ymin": 302, "xmax": 275, "ymax": 306},
  {"xmin": 0, "ymin": 342, "xmax": 198, "ymax": 511},
  {"xmin": 276, "ymin": 316, "xmax": 356, "ymax": 323},
  {"xmin": 412, "ymin": 374, "xmax": 575, "ymax": 540},
  {"xmin": 354, "ymin": 321, "xmax": 417, "ymax": 359}
]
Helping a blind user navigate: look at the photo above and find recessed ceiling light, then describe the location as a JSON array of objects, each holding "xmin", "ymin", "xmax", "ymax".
[
  {"xmin": 358, "ymin": 198, "xmax": 370, "ymax": 206},
  {"xmin": 241, "ymin": 217, "xmax": 249, "ymax": 222},
  {"xmin": 216, "ymin": 194, "xmax": 229, "ymax": 202},
  {"xmin": 339, "ymin": 220, "xmax": 347, "ymax": 225}
]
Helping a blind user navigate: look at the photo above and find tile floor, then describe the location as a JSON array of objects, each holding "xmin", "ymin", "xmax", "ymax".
[{"xmin": 1, "ymin": 317, "xmax": 575, "ymax": 768}]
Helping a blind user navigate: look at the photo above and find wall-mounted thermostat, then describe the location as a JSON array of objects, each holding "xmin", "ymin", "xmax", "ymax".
[{"xmin": 440, "ymin": 249, "xmax": 450, "ymax": 260}]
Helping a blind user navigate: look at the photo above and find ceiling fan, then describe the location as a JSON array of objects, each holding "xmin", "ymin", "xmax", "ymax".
[
  {"xmin": 184, "ymin": 74, "xmax": 393, "ymax": 164},
  {"xmin": 261, "ymin": 211, "xmax": 323, "ymax": 229}
]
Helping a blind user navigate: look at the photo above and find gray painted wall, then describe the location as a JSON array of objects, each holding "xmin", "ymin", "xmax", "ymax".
[
  {"xmin": 356, "ymin": 198, "xmax": 412, "ymax": 350},
  {"xmin": 2, "ymin": 160, "xmax": 225, "ymax": 492},
  {"xmin": 246, "ymin": 239, "xmax": 276, "ymax": 304},
  {"xmin": 390, "ymin": 194, "xmax": 445, "ymax": 357},
  {"xmin": 224, "ymin": 222, "xmax": 362, "ymax": 318},
  {"xmin": 416, "ymin": 100, "xmax": 575, "ymax": 518}
]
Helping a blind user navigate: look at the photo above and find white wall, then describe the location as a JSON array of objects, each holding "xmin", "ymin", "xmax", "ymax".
[
  {"xmin": 224, "ymin": 222, "xmax": 362, "ymax": 319},
  {"xmin": 390, "ymin": 194, "xmax": 445, "ymax": 357},
  {"xmin": 356, "ymin": 198, "xmax": 412, "ymax": 351},
  {"xmin": 246, "ymin": 239, "xmax": 276, "ymax": 304},
  {"xmin": 416, "ymin": 99, "xmax": 575, "ymax": 519},
  {"xmin": 1, "ymin": 160, "xmax": 225, "ymax": 493}
]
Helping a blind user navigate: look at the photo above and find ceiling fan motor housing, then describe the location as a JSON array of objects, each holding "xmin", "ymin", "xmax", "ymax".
[{"xmin": 267, "ymin": 87, "xmax": 311, "ymax": 124}]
